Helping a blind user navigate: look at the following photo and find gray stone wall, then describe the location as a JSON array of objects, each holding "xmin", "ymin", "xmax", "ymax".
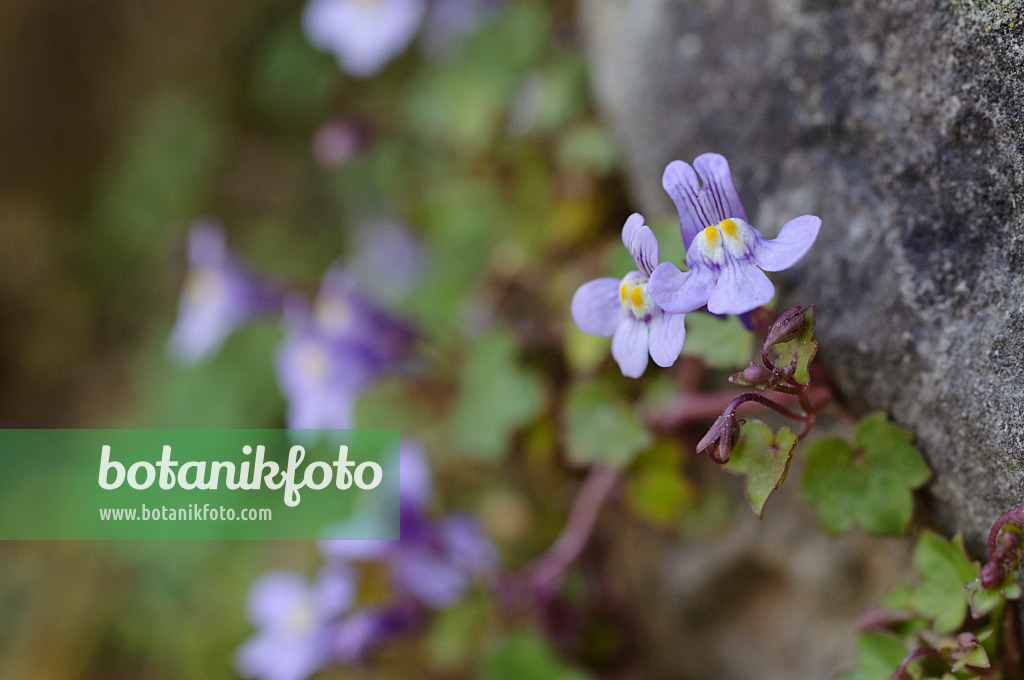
[{"xmin": 582, "ymin": 0, "xmax": 1024, "ymax": 552}]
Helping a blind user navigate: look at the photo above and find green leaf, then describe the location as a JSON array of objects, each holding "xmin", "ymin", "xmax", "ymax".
[
  {"xmin": 483, "ymin": 631, "xmax": 590, "ymax": 680},
  {"xmin": 800, "ymin": 414, "xmax": 930, "ymax": 535},
  {"xmin": 564, "ymin": 381, "xmax": 652, "ymax": 468},
  {"xmin": 772, "ymin": 306, "xmax": 818, "ymax": 384},
  {"xmin": 908, "ymin": 531, "xmax": 980, "ymax": 633},
  {"xmin": 724, "ymin": 420, "xmax": 797, "ymax": 517},
  {"xmin": 450, "ymin": 332, "xmax": 545, "ymax": 461},
  {"xmin": 625, "ymin": 444, "xmax": 693, "ymax": 526},
  {"xmin": 838, "ymin": 632, "xmax": 909, "ymax": 680},
  {"xmin": 683, "ymin": 313, "xmax": 755, "ymax": 370}
]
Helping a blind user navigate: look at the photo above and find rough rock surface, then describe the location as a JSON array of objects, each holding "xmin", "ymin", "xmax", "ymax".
[{"xmin": 581, "ymin": 0, "xmax": 1024, "ymax": 553}]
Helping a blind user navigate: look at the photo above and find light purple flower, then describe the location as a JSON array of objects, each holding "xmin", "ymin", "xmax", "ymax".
[
  {"xmin": 422, "ymin": 0, "xmax": 502, "ymax": 60},
  {"xmin": 312, "ymin": 265, "xmax": 416, "ymax": 366},
  {"xmin": 236, "ymin": 568, "xmax": 355, "ymax": 680},
  {"xmin": 303, "ymin": 0, "xmax": 425, "ymax": 77},
  {"xmin": 167, "ymin": 222, "xmax": 279, "ymax": 363},
  {"xmin": 649, "ymin": 153, "xmax": 821, "ymax": 316},
  {"xmin": 312, "ymin": 119, "xmax": 362, "ymax": 169},
  {"xmin": 320, "ymin": 442, "xmax": 496, "ymax": 610},
  {"xmin": 570, "ymin": 213, "xmax": 688, "ymax": 378},
  {"xmin": 276, "ymin": 296, "xmax": 381, "ymax": 432}
]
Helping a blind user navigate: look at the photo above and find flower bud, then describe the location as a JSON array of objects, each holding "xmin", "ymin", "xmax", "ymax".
[
  {"xmin": 741, "ymin": 363, "xmax": 774, "ymax": 384},
  {"xmin": 957, "ymin": 632, "xmax": 979, "ymax": 648},
  {"xmin": 697, "ymin": 413, "xmax": 741, "ymax": 464},
  {"xmin": 765, "ymin": 306, "xmax": 807, "ymax": 346},
  {"xmin": 980, "ymin": 561, "xmax": 1006, "ymax": 589}
]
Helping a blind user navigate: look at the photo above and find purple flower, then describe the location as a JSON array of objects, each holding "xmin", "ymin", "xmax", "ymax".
[
  {"xmin": 312, "ymin": 119, "xmax": 362, "ymax": 169},
  {"xmin": 167, "ymin": 222, "xmax": 279, "ymax": 363},
  {"xmin": 312, "ymin": 265, "xmax": 416, "ymax": 366},
  {"xmin": 570, "ymin": 213, "xmax": 688, "ymax": 378},
  {"xmin": 236, "ymin": 568, "xmax": 355, "ymax": 680},
  {"xmin": 320, "ymin": 442, "xmax": 496, "ymax": 610},
  {"xmin": 276, "ymin": 296, "xmax": 381, "ymax": 431},
  {"xmin": 649, "ymin": 154, "xmax": 821, "ymax": 316},
  {"xmin": 303, "ymin": 0, "xmax": 425, "ymax": 77},
  {"xmin": 422, "ymin": 0, "xmax": 503, "ymax": 60}
]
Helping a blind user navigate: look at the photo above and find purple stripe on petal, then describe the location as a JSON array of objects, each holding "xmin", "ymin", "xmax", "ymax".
[
  {"xmin": 706, "ymin": 261, "xmax": 775, "ymax": 316},
  {"xmin": 663, "ymin": 161, "xmax": 714, "ymax": 247},
  {"xmin": 648, "ymin": 262, "xmax": 713, "ymax": 314},
  {"xmin": 627, "ymin": 225, "xmax": 659, "ymax": 276},
  {"xmin": 611, "ymin": 316, "xmax": 650, "ymax": 378},
  {"xmin": 620, "ymin": 212, "xmax": 646, "ymax": 250},
  {"xmin": 571, "ymin": 277, "xmax": 625, "ymax": 337},
  {"xmin": 647, "ymin": 311, "xmax": 687, "ymax": 367},
  {"xmin": 753, "ymin": 215, "xmax": 821, "ymax": 272},
  {"xmin": 693, "ymin": 153, "xmax": 749, "ymax": 224}
]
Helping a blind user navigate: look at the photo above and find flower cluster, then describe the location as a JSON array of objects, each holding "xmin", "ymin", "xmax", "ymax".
[
  {"xmin": 571, "ymin": 153, "xmax": 821, "ymax": 378},
  {"xmin": 168, "ymin": 222, "xmax": 417, "ymax": 432},
  {"xmin": 237, "ymin": 443, "xmax": 496, "ymax": 680}
]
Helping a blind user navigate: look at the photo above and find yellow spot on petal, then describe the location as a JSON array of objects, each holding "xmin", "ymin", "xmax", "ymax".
[
  {"xmin": 629, "ymin": 287, "xmax": 644, "ymax": 307},
  {"xmin": 703, "ymin": 225, "xmax": 719, "ymax": 242},
  {"xmin": 720, "ymin": 219, "xmax": 738, "ymax": 238},
  {"xmin": 620, "ymin": 285, "xmax": 628, "ymax": 303}
]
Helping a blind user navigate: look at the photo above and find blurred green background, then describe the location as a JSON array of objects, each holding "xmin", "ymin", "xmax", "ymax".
[{"xmin": 0, "ymin": 0, "xmax": 658, "ymax": 677}]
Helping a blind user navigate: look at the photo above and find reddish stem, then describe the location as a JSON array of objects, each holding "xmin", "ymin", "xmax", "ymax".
[
  {"xmin": 889, "ymin": 647, "xmax": 942, "ymax": 680},
  {"xmin": 528, "ymin": 465, "xmax": 620, "ymax": 595},
  {"xmin": 988, "ymin": 504, "xmax": 1024, "ymax": 561}
]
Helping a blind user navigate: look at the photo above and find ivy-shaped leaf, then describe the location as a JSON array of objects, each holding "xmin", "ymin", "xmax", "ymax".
[
  {"xmin": 838, "ymin": 632, "xmax": 909, "ymax": 680},
  {"xmin": 625, "ymin": 443, "xmax": 694, "ymax": 526},
  {"xmin": 451, "ymin": 332, "xmax": 545, "ymax": 461},
  {"xmin": 564, "ymin": 381, "xmax": 652, "ymax": 468},
  {"xmin": 724, "ymin": 420, "xmax": 797, "ymax": 517},
  {"xmin": 908, "ymin": 531, "xmax": 980, "ymax": 633},
  {"xmin": 683, "ymin": 313, "xmax": 755, "ymax": 370},
  {"xmin": 772, "ymin": 306, "xmax": 818, "ymax": 385},
  {"xmin": 800, "ymin": 413, "xmax": 931, "ymax": 535}
]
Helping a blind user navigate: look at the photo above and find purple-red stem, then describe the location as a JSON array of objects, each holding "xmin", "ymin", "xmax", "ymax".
[
  {"xmin": 988, "ymin": 503, "xmax": 1024, "ymax": 561},
  {"xmin": 528, "ymin": 465, "xmax": 620, "ymax": 595},
  {"xmin": 889, "ymin": 647, "xmax": 942, "ymax": 680}
]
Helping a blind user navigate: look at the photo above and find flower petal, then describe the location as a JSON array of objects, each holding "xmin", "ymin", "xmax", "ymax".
[
  {"xmin": 663, "ymin": 160, "xmax": 715, "ymax": 247},
  {"xmin": 571, "ymin": 277, "xmax": 625, "ymax": 337},
  {"xmin": 753, "ymin": 215, "xmax": 821, "ymax": 272},
  {"xmin": 693, "ymin": 153, "xmax": 749, "ymax": 225},
  {"xmin": 319, "ymin": 539, "xmax": 391, "ymax": 561},
  {"xmin": 611, "ymin": 317, "xmax": 650, "ymax": 378},
  {"xmin": 706, "ymin": 261, "xmax": 775, "ymax": 315},
  {"xmin": 247, "ymin": 571, "xmax": 310, "ymax": 628},
  {"xmin": 648, "ymin": 262, "xmax": 714, "ymax": 314},
  {"xmin": 627, "ymin": 225, "xmax": 659, "ymax": 276},
  {"xmin": 647, "ymin": 312, "xmax": 687, "ymax": 367},
  {"xmin": 620, "ymin": 212, "xmax": 646, "ymax": 250},
  {"xmin": 399, "ymin": 441, "xmax": 432, "ymax": 512}
]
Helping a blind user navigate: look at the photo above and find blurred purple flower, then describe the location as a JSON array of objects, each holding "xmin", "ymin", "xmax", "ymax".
[
  {"xmin": 303, "ymin": 0, "xmax": 425, "ymax": 77},
  {"xmin": 276, "ymin": 296, "xmax": 381, "ymax": 431},
  {"xmin": 312, "ymin": 119, "xmax": 362, "ymax": 169},
  {"xmin": 345, "ymin": 222, "xmax": 423, "ymax": 308},
  {"xmin": 321, "ymin": 442, "xmax": 497, "ymax": 610},
  {"xmin": 571, "ymin": 213, "xmax": 688, "ymax": 378},
  {"xmin": 422, "ymin": 0, "xmax": 503, "ymax": 60},
  {"xmin": 236, "ymin": 568, "xmax": 354, "ymax": 680},
  {"xmin": 167, "ymin": 222, "xmax": 279, "ymax": 364},
  {"xmin": 649, "ymin": 154, "xmax": 821, "ymax": 316},
  {"xmin": 312, "ymin": 266, "xmax": 416, "ymax": 366}
]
